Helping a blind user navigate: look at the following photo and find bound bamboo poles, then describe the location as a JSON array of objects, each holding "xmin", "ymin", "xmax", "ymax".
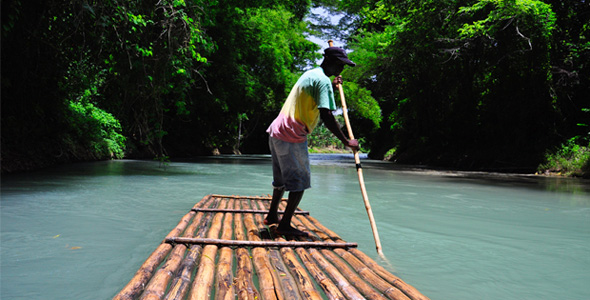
[
  {"xmin": 252, "ymin": 201, "xmax": 303, "ymax": 300},
  {"xmin": 113, "ymin": 195, "xmax": 213, "ymax": 300},
  {"xmin": 188, "ymin": 200, "xmax": 228, "ymax": 299},
  {"xmin": 242, "ymin": 199, "xmax": 281, "ymax": 299},
  {"xmin": 261, "ymin": 197, "xmax": 407, "ymax": 300},
  {"xmin": 113, "ymin": 194, "xmax": 429, "ymax": 300},
  {"xmin": 214, "ymin": 199, "xmax": 235, "ymax": 300},
  {"xmin": 293, "ymin": 210, "xmax": 390, "ymax": 300},
  {"xmin": 140, "ymin": 198, "xmax": 215, "ymax": 300},
  {"xmin": 295, "ymin": 213, "xmax": 409, "ymax": 300},
  {"xmin": 302, "ymin": 213, "xmax": 431, "ymax": 300},
  {"xmin": 289, "ymin": 211, "xmax": 366, "ymax": 299},
  {"xmin": 277, "ymin": 234, "xmax": 324, "ymax": 300},
  {"xmin": 165, "ymin": 206, "xmax": 215, "ymax": 300},
  {"xmin": 271, "ymin": 201, "xmax": 348, "ymax": 300},
  {"xmin": 234, "ymin": 200, "xmax": 260, "ymax": 300}
]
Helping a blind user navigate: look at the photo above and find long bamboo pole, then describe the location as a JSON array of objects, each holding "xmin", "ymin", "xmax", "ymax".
[
  {"xmin": 252, "ymin": 201, "xmax": 303, "ymax": 300},
  {"xmin": 165, "ymin": 237, "xmax": 357, "ymax": 249},
  {"xmin": 242, "ymin": 201, "xmax": 280, "ymax": 300},
  {"xmin": 165, "ymin": 210, "xmax": 214, "ymax": 300},
  {"xmin": 214, "ymin": 199, "xmax": 235, "ymax": 300},
  {"xmin": 188, "ymin": 200, "xmax": 228, "ymax": 300},
  {"xmin": 328, "ymin": 40, "xmax": 384, "ymax": 256},
  {"xmin": 264, "ymin": 198, "xmax": 324, "ymax": 300},
  {"xmin": 192, "ymin": 208, "xmax": 309, "ymax": 215},
  {"xmin": 141, "ymin": 198, "xmax": 217, "ymax": 300},
  {"xmin": 234, "ymin": 200, "xmax": 260, "ymax": 300},
  {"xmin": 210, "ymin": 194, "xmax": 271, "ymax": 200}
]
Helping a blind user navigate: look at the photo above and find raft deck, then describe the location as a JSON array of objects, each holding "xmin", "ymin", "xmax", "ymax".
[{"xmin": 114, "ymin": 194, "xmax": 430, "ymax": 300}]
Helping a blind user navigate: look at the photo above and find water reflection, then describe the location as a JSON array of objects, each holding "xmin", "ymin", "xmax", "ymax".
[{"xmin": 307, "ymin": 153, "xmax": 588, "ymax": 194}]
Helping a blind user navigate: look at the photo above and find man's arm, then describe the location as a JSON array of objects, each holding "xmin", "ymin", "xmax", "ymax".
[{"xmin": 319, "ymin": 108, "xmax": 359, "ymax": 151}]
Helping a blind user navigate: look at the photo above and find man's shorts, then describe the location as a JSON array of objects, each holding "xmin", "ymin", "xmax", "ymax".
[{"xmin": 269, "ymin": 136, "xmax": 311, "ymax": 192}]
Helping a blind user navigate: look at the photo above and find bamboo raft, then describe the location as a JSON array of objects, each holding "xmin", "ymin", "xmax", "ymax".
[{"xmin": 113, "ymin": 194, "xmax": 430, "ymax": 300}]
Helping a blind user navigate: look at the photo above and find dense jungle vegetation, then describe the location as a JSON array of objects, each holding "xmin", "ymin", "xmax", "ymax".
[{"xmin": 2, "ymin": 0, "xmax": 589, "ymax": 176}]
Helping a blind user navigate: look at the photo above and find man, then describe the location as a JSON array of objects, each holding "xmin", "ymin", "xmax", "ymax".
[{"xmin": 264, "ymin": 46, "xmax": 359, "ymax": 236}]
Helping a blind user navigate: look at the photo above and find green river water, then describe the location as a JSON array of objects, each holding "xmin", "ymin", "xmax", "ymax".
[{"xmin": 1, "ymin": 155, "xmax": 589, "ymax": 299}]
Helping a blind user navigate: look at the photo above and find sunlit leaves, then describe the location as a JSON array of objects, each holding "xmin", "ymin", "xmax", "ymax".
[
  {"xmin": 341, "ymin": 80, "xmax": 381, "ymax": 127},
  {"xmin": 67, "ymin": 100, "xmax": 126, "ymax": 159},
  {"xmin": 457, "ymin": 0, "xmax": 556, "ymax": 40}
]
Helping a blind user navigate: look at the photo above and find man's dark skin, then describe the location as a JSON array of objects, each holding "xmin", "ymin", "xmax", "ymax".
[{"xmin": 264, "ymin": 58, "xmax": 359, "ymax": 237}]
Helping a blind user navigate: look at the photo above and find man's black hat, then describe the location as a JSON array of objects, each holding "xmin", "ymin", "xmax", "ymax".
[{"xmin": 324, "ymin": 47, "xmax": 356, "ymax": 67}]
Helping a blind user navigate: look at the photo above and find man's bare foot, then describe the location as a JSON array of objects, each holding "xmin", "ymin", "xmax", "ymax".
[
  {"xmin": 276, "ymin": 225, "xmax": 309, "ymax": 237},
  {"xmin": 264, "ymin": 216, "xmax": 279, "ymax": 225}
]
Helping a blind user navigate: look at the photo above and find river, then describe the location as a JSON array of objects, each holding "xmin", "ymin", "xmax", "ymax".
[{"xmin": 1, "ymin": 155, "xmax": 589, "ymax": 299}]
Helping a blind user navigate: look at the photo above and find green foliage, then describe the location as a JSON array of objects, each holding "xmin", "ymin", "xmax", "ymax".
[
  {"xmin": 308, "ymin": 114, "xmax": 368, "ymax": 153},
  {"xmin": 67, "ymin": 100, "xmax": 126, "ymax": 159},
  {"xmin": 154, "ymin": 154, "xmax": 171, "ymax": 169},
  {"xmin": 308, "ymin": 115, "xmax": 345, "ymax": 150},
  {"xmin": 192, "ymin": 2, "xmax": 320, "ymax": 154},
  {"xmin": 3, "ymin": 0, "xmax": 588, "ymax": 176},
  {"xmin": 335, "ymin": 0, "xmax": 582, "ymax": 169},
  {"xmin": 91, "ymin": 0, "xmax": 213, "ymax": 156},
  {"xmin": 4, "ymin": 0, "xmax": 321, "ymax": 171},
  {"xmin": 457, "ymin": 0, "xmax": 556, "ymax": 39},
  {"xmin": 308, "ymin": 123, "xmax": 344, "ymax": 151},
  {"xmin": 545, "ymin": 0, "xmax": 590, "ymax": 145},
  {"xmin": 340, "ymin": 80, "xmax": 381, "ymax": 128},
  {"xmin": 538, "ymin": 136, "xmax": 590, "ymax": 177},
  {"xmin": 61, "ymin": 58, "xmax": 126, "ymax": 159},
  {"xmin": 1, "ymin": 0, "xmax": 216, "ymax": 164}
]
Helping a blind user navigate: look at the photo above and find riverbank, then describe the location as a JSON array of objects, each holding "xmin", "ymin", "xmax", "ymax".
[
  {"xmin": 2, "ymin": 145, "xmax": 588, "ymax": 179},
  {"xmin": 310, "ymin": 146, "xmax": 590, "ymax": 179}
]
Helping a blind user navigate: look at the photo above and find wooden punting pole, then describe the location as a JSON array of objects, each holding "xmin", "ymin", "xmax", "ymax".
[{"xmin": 327, "ymin": 39, "xmax": 384, "ymax": 256}]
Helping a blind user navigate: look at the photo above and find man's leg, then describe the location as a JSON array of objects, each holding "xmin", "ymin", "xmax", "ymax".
[
  {"xmin": 266, "ymin": 136, "xmax": 285, "ymax": 225},
  {"xmin": 264, "ymin": 186, "xmax": 284, "ymax": 225},
  {"xmin": 276, "ymin": 191, "xmax": 308, "ymax": 237}
]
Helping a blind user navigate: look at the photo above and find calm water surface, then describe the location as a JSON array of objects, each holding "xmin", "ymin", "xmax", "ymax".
[{"xmin": 1, "ymin": 155, "xmax": 589, "ymax": 300}]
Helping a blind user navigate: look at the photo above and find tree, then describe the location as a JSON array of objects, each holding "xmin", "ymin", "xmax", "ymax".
[
  {"xmin": 339, "ymin": 0, "xmax": 563, "ymax": 171},
  {"xmin": 164, "ymin": 1, "xmax": 321, "ymax": 155},
  {"xmin": 1, "ymin": 0, "xmax": 323, "ymax": 172}
]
